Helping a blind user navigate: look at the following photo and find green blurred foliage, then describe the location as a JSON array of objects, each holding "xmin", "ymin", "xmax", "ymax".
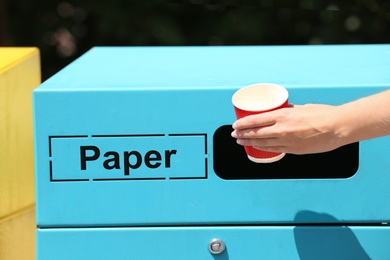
[{"xmin": 2, "ymin": 0, "xmax": 390, "ymax": 80}]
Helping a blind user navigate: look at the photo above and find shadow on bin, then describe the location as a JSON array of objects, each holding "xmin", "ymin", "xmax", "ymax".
[{"xmin": 294, "ymin": 210, "xmax": 370, "ymax": 260}]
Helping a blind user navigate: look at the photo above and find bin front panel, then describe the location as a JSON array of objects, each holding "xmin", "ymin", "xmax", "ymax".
[{"xmin": 33, "ymin": 45, "xmax": 390, "ymax": 226}]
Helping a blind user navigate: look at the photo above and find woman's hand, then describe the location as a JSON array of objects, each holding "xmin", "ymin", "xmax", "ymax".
[
  {"xmin": 231, "ymin": 89, "xmax": 390, "ymax": 155},
  {"xmin": 231, "ymin": 104, "xmax": 344, "ymax": 155}
]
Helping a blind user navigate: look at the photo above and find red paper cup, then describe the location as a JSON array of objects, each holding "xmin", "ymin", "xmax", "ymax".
[{"xmin": 232, "ymin": 83, "xmax": 289, "ymax": 163}]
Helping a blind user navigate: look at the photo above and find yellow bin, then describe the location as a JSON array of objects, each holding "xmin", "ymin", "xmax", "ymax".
[{"xmin": 0, "ymin": 48, "xmax": 40, "ymax": 259}]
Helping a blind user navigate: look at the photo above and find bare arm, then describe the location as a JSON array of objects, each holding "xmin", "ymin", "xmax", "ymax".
[{"xmin": 231, "ymin": 89, "xmax": 390, "ymax": 155}]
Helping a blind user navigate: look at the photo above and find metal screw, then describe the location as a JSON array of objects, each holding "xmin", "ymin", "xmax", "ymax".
[{"xmin": 208, "ymin": 238, "xmax": 225, "ymax": 255}]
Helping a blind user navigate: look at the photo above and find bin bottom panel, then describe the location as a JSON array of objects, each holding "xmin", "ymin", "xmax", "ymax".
[{"xmin": 37, "ymin": 225, "xmax": 390, "ymax": 259}]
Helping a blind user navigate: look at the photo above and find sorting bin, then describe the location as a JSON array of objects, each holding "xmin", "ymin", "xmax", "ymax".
[
  {"xmin": 1, "ymin": 47, "xmax": 40, "ymax": 259},
  {"xmin": 34, "ymin": 45, "xmax": 390, "ymax": 259}
]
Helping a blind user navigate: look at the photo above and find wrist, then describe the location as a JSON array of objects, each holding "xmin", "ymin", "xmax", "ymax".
[{"xmin": 329, "ymin": 105, "xmax": 356, "ymax": 148}]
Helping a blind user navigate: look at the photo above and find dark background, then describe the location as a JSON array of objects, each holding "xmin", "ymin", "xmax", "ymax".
[{"xmin": 1, "ymin": 0, "xmax": 390, "ymax": 81}]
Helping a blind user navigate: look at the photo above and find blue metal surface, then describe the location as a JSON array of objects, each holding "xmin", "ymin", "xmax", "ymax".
[
  {"xmin": 37, "ymin": 225, "xmax": 390, "ymax": 259},
  {"xmin": 33, "ymin": 45, "xmax": 390, "ymax": 227}
]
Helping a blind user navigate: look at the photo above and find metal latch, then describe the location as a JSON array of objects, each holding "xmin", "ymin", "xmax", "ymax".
[{"xmin": 208, "ymin": 238, "xmax": 225, "ymax": 255}]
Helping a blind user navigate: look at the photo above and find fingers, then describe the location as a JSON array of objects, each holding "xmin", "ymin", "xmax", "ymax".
[
  {"xmin": 232, "ymin": 112, "xmax": 276, "ymax": 130},
  {"xmin": 236, "ymin": 137, "xmax": 281, "ymax": 148},
  {"xmin": 237, "ymin": 139, "xmax": 289, "ymax": 154},
  {"xmin": 232, "ymin": 106, "xmax": 295, "ymax": 130},
  {"xmin": 231, "ymin": 127, "xmax": 275, "ymax": 139},
  {"xmin": 231, "ymin": 106, "xmax": 299, "ymax": 154}
]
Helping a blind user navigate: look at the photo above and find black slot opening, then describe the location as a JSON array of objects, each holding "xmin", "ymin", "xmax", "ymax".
[{"xmin": 213, "ymin": 125, "xmax": 359, "ymax": 180}]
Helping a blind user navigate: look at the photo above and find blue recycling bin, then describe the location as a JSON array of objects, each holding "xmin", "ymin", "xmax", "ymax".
[{"xmin": 34, "ymin": 45, "xmax": 390, "ymax": 259}]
